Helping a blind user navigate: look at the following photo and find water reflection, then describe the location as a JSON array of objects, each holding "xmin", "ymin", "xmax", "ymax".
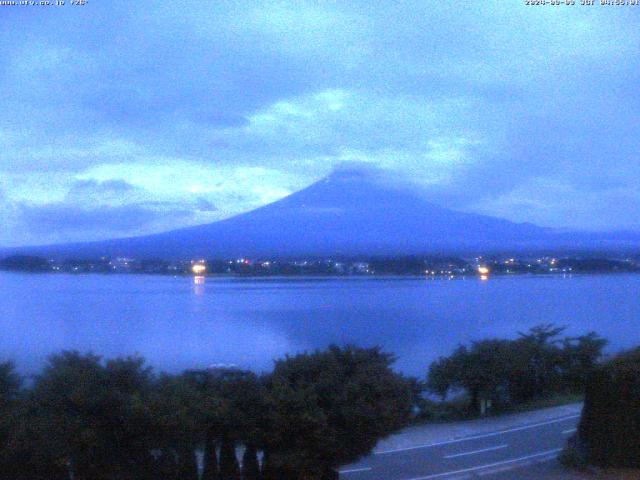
[
  {"xmin": 0, "ymin": 273, "xmax": 639, "ymax": 376},
  {"xmin": 193, "ymin": 275, "xmax": 205, "ymax": 295}
]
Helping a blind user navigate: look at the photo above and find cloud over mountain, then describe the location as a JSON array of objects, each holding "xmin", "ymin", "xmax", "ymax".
[
  {"xmin": 6, "ymin": 180, "xmax": 219, "ymax": 245},
  {"xmin": 0, "ymin": 1, "xmax": 638, "ymax": 246}
]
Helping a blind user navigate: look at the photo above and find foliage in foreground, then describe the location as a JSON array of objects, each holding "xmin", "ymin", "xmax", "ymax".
[
  {"xmin": 426, "ymin": 324, "xmax": 607, "ymax": 415},
  {"xmin": 573, "ymin": 347, "xmax": 640, "ymax": 468},
  {"xmin": 0, "ymin": 325, "xmax": 619, "ymax": 478},
  {"xmin": 0, "ymin": 346, "xmax": 415, "ymax": 480},
  {"xmin": 263, "ymin": 346, "xmax": 413, "ymax": 478}
]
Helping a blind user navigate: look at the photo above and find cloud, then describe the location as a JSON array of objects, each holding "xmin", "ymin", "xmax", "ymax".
[
  {"xmin": 473, "ymin": 178, "xmax": 640, "ymax": 231},
  {"xmin": 65, "ymin": 179, "xmax": 140, "ymax": 204},
  {"xmin": 195, "ymin": 198, "xmax": 218, "ymax": 213},
  {"xmin": 17, "ymin": 203, "xmax": 191, "ymax": 236},
  {"xmin": 0, "ymin": 179, "xmax": 221, "ymax": 245},
  {"xmin": 0, "ymin": 1, "xmax": 638, "ymax": 245},
  {"xmin": 77, "ymin": 161, "xmax": 297, "ymax": 216}
]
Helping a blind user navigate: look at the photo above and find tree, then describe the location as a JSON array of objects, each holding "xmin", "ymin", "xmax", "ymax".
[
  {"xmin": 428, "ymin": 341, "xmax": 515, "ymax": 414},
  {"xmin": 148, "ymin": 373, "xmax": 203, "ymax": 480},
  {"xmin": 0, "ymin": 361, "xmax": 21, "ymax": 407},
  {"xmin": 427, "ymin": 354, "xmax": 458, "ymax": 401},
  {"xmin": 264, "ymin": 345, "xmax": 414, "ymax": 479},
  {"xmin": 218, "ymin": 438, "xmax": 240, "ymax": 480},
  {"xmin": 0, "ymin": 255, "xmax": 50, "ymax": 272},
  {"xmin": 427, "ymin": 325, "xmax": 606, "ymax": 415},
  {"xmin": 0, "ymin": 362, "xmax": 22, "ymax": 477},
  {"xmin": 461, "ymin": 340, "xmax": 514, "ymax": 412},
  {"xmin": 241, "ymin": 444, "xmax": 260, "ymax": 480},
  {"xmin": 27, "ymin": 351, "xmax": 112, "ymax": 480},
  {"xmin": 560, "ymin": 332, "xmax": 608, "ymax": 392},
  {"xmin": 4, "ymin": 352, "xmax": 159, "ymax": 480},
  {"xmin": 577, "ymin": 347, "xmax": 640, "ymax": 467},
  {"xmin": 509, "ymin": 324, "xmax": 566, "ymax": 402},
  {"xmin": 201, "ymin": 431, "xmax": 219, "ymax": 480},
  {"xmin": 101, "ymin": 356, "xmax": 158, "ymax": 479},
  {"xmin": 183, "ymin": 367, "xmax": 266, "ymax": 480}
]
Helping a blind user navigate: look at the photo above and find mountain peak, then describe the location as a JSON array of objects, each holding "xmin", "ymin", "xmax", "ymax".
[
  {"xmin": 278, "ymin": 166, "xmax": 430, "ymax": 212},
  {"xmin": 9, "ymin": 170, "xmax": 562, "ymax": 259},
  {"xmin": 324, "ymin": 164, "xmax": 382, "ymax": 182}
]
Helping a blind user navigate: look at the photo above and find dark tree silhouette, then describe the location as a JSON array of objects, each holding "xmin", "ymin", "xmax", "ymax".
[
  {"xmin": 241, "ymin": 444, "xmax": 260, "ymax": 480},
  {"xmin": 0, "ymin": 361, "xmax": 22, "ymax": 478},
  {"xmin": 0, "ymin": 346, "xmax": 416, "ymax": 480},
  {"xmin": 427, "ymin": 325, "xmax": 607, "ymax": 415},
  {"xmin": 577, "ymin": 347, "xmax": 640, "ymax": 467},
  {"xmin": 219, "ymin": 437, "xmax": 241, "ymax": 480},
  {"xmin": 202, "ymin": 431, "xmax": 219, "ymax": 480},
  {"xmin": 263, "ymin": 345, "xmax": 414, "ymax": 479}
]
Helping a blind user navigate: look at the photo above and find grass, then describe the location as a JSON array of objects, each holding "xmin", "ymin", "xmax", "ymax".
[
  {"xmin": 412, "ymin": 392, "xmax": 584, "ymax": 426},
  {"xmin": 508, "ymin": 392, "xmax": 583, "ymax": 414}
]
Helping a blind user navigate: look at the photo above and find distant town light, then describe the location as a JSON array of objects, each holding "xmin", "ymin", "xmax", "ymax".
[
  {"xmin": 478, "ymin": 266, "xmax": 490, "ymax": 275},
  {"xmin": 192, "ymin": 264, "xmax": 206, "ymax": 275}
]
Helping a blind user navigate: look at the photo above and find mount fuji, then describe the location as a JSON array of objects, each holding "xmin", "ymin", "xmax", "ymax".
[{"xmin": 6, "ymin": 169, "xmax": 639, "ymax": 259}]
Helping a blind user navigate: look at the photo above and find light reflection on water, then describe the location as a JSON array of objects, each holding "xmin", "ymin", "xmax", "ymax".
[
  {"xmin": 193, "ymin": 275, "xmax": 205, "ymax": 296},
  {"xmin": 0, "ymin": 272, "xmax": 638, "ymax": 376}
]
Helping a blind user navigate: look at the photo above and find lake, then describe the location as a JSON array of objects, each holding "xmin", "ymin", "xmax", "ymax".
[{"xmin": 1, "ymin": 272, "xmax": 639, "ymax": 377}]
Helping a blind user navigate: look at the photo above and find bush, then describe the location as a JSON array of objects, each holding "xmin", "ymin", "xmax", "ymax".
[
  {"xmin": 264, "ymin": 345, "xmax": 415, "ymax": 479},
  {"xmin": 426, "ymin": 325, "xmax": 606, "ymax": 415},
  {"xmin": 0, "ymin": 346, "xmax": 417, "ymax": 480},
  {"xmin": 577, "ymin": 347, "xmax": 640, "ymax": 467},
  {"xmin": 559, "ymin": 434, "xmax": 588, "ymax": 469}
]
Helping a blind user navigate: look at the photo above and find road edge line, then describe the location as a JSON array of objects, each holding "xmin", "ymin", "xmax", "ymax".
[{"xmin": 375, "ymin": 414, "xmax": 580, "ymax": 455}]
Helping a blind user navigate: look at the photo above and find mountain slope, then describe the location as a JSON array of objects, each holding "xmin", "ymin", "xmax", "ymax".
[{"xmin": 6, "ymin": 170, "xmax": 637, "ymax": 259}]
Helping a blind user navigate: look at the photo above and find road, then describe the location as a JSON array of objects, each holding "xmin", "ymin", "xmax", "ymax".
[{"xmin": 339, "ymin": 407, "xmax": 581, "ymax": 480}]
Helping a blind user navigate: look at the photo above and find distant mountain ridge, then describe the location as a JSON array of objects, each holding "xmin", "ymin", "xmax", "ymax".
[{"xmin": 4, "ymin": 170, "xmax": 640, "ymax": 259}]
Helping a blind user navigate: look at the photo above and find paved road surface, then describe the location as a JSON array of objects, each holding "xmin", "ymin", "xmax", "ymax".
[{"xmin": 339, "ymin": 407, "xmax": 581, "ymax": 480}]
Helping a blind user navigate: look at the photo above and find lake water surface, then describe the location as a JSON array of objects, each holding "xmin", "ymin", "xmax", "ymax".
[{"xmin": 1, "ymin": 272, "xmax": 639, "ymax": 377}]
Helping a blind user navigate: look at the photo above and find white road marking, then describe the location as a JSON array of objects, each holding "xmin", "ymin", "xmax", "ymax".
[
  {"xmin": 403, "ymin": 448, "xmax": 563, "ymax": 480},
  {"xmin": 562, "ymin": 428, "xmax": 577, "ymax": 435},
  {"xmin": 339, "ymin": 467, "xmax": 372, "ymax": 474},
  {"xmin": 375, "ymin": 414, "xmax": 580, "ymax": 455},
  {"xmin": 443, "ymin": 444, "xmax": 508, "ymax": 459}
]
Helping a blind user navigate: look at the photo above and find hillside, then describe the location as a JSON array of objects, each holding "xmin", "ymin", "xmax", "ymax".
[{"xmin": 5, "ymin": 170, "xmax": 638, "ymax": 259}]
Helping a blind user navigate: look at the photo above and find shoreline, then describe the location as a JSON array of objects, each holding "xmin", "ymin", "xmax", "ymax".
[{"xmin": 2, "ymin": 270, "xmax": 640, "ymax": 281}]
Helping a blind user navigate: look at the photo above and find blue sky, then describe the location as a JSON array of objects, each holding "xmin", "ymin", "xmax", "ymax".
[{"xmin": 0, "ymin": 0, "xmax": 638, "ymax": 246}]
